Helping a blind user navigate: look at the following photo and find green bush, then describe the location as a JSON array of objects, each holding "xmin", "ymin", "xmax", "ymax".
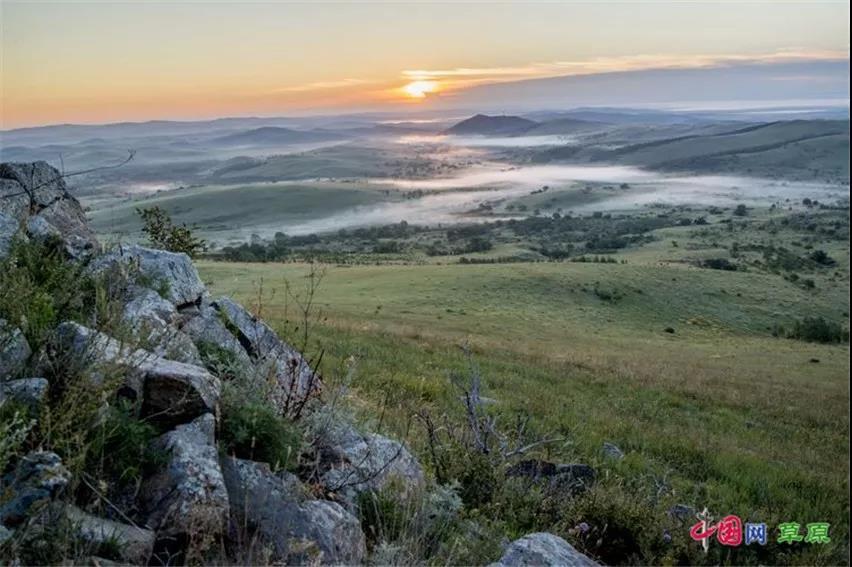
[
  {"xmin": 787, "ymin": 316, "xmax": 849, "ymax": 343},
  {"xmin": 220, "ymin": 389, "xmax": 302, "ymax": 471},
  {"xmin": 137, "ymin": 206, "xmax": 206, "ymax": 258},
  {"xmin": 0, "ymin": 236, "xmax": 89, "ymax": 349},
  {"xmin": 85, "ymin": 399, "xmax": 165, "ymax": 485}
]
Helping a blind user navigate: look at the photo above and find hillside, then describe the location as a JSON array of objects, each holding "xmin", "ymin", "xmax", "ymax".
[
  {"xmin": 534, "ymin": 119, "xmax": 851, "ymax": 181},
  {"xmin": 210, "ymin": 126, "xmax": 342, "ymax": 147},
  {"xmin": 446, "ymin": 114, "xmax": 538, "ymax": 136}
]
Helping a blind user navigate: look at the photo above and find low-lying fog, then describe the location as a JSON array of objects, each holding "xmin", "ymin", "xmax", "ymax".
[
  {"xmin": 397, "ymin": 134, "xmax": 577, "ymax": 147},
  {"xmin": 268, "ymin": 163, "xmax": 846, "ymax": 237}
]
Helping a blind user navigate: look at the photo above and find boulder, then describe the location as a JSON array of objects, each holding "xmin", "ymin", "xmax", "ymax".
[
  {"xmin": 493, "ymin": 532, "xmax": 597, "ymax": 567},
  {"xmin": 505, "ymin": 460, "xmax": 595, "ymax": 496},
  {"xmin": 1, "ymin": 377, "xmax": 49, "ymax": 409},
  {"xmin": 0, "ymin": 451, "xmax": 70, "ymax": 528},
  {"xmin": 142, "ymin": 414, "xmax": 229, "ymax": 543},
  {"xmin": 55, "ymin": 322, "xmax": 219, "ymax": 427},
  {"xmin": 64, "ymin": 505, "xmax": 156, "ymax": 565},
  {"xmin": 89, "ymin": 245, "xmax": 206, "ymax": 308},
  {"xmin": 0, "ymin": 211, "xmax": 20, "ymax": 260},
  {"xmin": 221, "ymin": 456, "xmax": 365, "ymax": 565},
  {"xmin": 318, "ymin": 421, "xmax": 424, "ymax": 507},
  {"xmin": 180, "ymin": 302, "xmax": 252, "ymax": 368},
  {"xmin": 212, "ymin": 297, "xmax": 320, "ymax": 411},
  {"xmin": 122, "ymin": 288, "xmax": 201, "ymax": 365},
  {"xmin": 0, "ymin": 319, "xmax": 31, "ymax": 380},
  {"xmin": 0, "ymin": 162, "xmax": 98, "ymax": 256}
]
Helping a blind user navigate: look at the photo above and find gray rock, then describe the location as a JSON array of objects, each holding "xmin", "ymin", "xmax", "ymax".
[
  {"xmin": 494, "ymin": 532, "xmax": 597, "ymax": 567},
  {"xmin": 0, "ymin": 211, "xmax": 20, "ymax": 260},
  {"xmin": 89, "ymin": 245, "xmax": 206, "ymax": 307},
  {"xmin": 0, "ymin": 319, "xmax": 31, "ymax": 380},
  {"xmin": 0, "ymin": 451, "xmax": 70, "ymax": 528},
  {"xmin": 602, "ymin": 442, "xmax": 625, "ymax": 461},
  {"xmin": 25, "ymin": 214, "xmax": 62, "ymax": 241},
  {"xmin": 55, "ymin": 322, "xmax": 219, "ymax": 427},
  {"xmin": 64, "ymin": 505, "xmax": 156, "ymax": 565},
  {"xmin": 221, "ymin": 456, "xmax": 365, "ymax": 565},
  {"xmin": 0, "ymin": 162, "xmax": 99, "ymax": 256},
  {"xmin": 1, "ymin": 378, "xmax": 48, "ymax": 409},
  {"xmin": 142, "ymin": 414, "xmax": 229, "ymax": 541},
  {"xmin": 319, "ymin": 421, "xmax": 424, "ymax": 507},
  {"xmin": 123, "ymin": 288, "xmax": 201, "ymax": 365},
  {"xmin": 181, "ymin": 303, "xmax": 252, "ymax": 368},
  {"xmin": 212, "ymin": 297, "xmax": 320, "ymax": 411}
]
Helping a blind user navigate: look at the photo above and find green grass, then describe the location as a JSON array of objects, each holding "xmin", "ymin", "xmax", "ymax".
[
  {"xmin": 199, "ymin": 255, "xmax": 850, "ymax": 565},
  {"xmin": 87, "ymin": 180, "xmax": 393, "ymax": 244}
]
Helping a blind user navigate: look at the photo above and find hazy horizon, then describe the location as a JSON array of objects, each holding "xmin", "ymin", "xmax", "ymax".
[{"xmin": 1, "ymin": 1, "xmax": 849, "ymax": 129}]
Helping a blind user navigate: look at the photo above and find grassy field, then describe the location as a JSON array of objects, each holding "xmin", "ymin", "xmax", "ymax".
[
  {"xmin": 198, "ymin": 255, "xmax": 850, "ymax": 565},
  {"xmin": 87, "ymin": 181, "xmax": 394, "ymax": 244}
]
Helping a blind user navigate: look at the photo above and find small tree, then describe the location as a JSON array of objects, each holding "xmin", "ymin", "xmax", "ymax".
[{"xmin": 136, "ymin": 206, "xmax": 206, "ymax": 257}]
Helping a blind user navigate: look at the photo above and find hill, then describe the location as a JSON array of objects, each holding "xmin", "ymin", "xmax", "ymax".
[
  {"xmin": 446, "ymin": 114, "xmax": 538, "ymax": 136},
  {"xmin": 524, "ymin": 117, "xmax": 609, "ymax": 136},
  {"xmin": 209, "ymin": 126, "xmax": 343, "ymax": 147},
  {"xmin": 534, "ymin": 119, "xmax": 851, "ymax": 181}
]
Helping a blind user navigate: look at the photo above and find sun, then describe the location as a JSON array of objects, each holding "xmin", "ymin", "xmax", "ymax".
[{"xmin": 402, "ymin": 80, "xmax": 438, "ymax": 99}]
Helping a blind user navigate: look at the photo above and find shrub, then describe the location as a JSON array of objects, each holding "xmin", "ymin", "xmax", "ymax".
[
  {"xmin": 137, "ymin": 206, "xmax": 206, "ymax": 258},
  {"xmin": 786, "ymin": 316, "xmax": 848, "ymax": 343},
  {"xmin": 84, "ymin": 399, "xmax": 165, "ymax": 485},
  {"xmin": 219, "ymin": 387, "xmax": 302, "ymax": 471},
  {"xmin": 700, "ymin": 258, "xmax": 737, "ymax": 271},
  {"xmin": 0, "ymin": 236, "xmax": 89, "ymax": 349},
  {"xmin": 809, "ymin": 249, "xmax": 837, "ymax": 266}
]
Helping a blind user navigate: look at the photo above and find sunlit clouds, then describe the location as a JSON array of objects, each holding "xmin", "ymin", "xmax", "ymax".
[{"xmin": 400, "ymin": 49, "xmax": 850, "ymax": 93}]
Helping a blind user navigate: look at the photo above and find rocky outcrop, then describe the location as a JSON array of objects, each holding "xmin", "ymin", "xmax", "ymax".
[
  {"xmin": 64, "ymin": 505, "xmax": 156, "ymax": 565},
  {"xmin": 318, "ymin": 420, "xmax": 424, "ymax": 507},
  {"xmin": 494, "ymin": 532, "xmax": 597, "ymax": 567},
  {"xmin": 122, "ymin": 287, "xmax": 201, "ymax": 364},
  {"xmin": 211, "ymin": 297, "xmax": 320, "ymax": 412},
  {"xmin": 0, "ymin": 212, "xmax": 18, "ymax": 260},
  {"xmin": 0, "ymin": 162, "xmax": 428, "ymax": 565},
  {"xmin": 0, "ymin": 320, "xmax": 31, "ymax": 380},
  {"xmin": 89, "ymin": 245, "xmax": 206, "ymax": 308},
  {"xmin": 0, "ymin": 452, "xmax": 70, "ymax": 528},
  {"xmin": 221, "ymin": 456, "xmax": 366, "ymax": 565},
  {"xmin": 142, "ymin": 414, "xmax": 229, "ymax": 543},
  {"xmin": 181, "ymin": 302, "xmax": 253, "ymax": 368},
  {"xmin": 56, "ymin": 322, "xmax": 219, "ymax": 427},
  {"xmin": 0, "ymin": 377, "xmax": 48, "ymax": 409},
  {"xmin": 0, "ymin": 162, "xmax": 99, "ymax": 258}
]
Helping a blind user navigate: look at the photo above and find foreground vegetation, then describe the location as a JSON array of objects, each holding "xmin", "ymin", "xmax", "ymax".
[{"xmin": 198, "ymin": 247, "xmax": 849, "ymax": 564}]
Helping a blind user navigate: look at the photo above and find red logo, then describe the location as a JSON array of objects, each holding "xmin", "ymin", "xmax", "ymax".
[{"xmin": 691, "ymin": 514, "xmax": 743, "ymax": 547}]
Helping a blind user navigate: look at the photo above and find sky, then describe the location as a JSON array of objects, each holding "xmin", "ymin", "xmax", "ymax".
[{"xmin": 1, "ymin": 1, "xmax": 849, "ymax": 128}]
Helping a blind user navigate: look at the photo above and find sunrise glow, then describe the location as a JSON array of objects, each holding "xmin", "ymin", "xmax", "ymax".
[{"xmin": 402, "ymin": 80, "xmax": 439, "ymax": 99}]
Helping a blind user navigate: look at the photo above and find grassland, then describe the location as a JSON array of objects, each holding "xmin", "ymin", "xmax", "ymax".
[
  {"xmin": 198, "ymin": 248, "xmax": 850, "ymax": 564},
  {"xmin": 87, "ymin": 181, "xmax": 394, "ymax": 244}
]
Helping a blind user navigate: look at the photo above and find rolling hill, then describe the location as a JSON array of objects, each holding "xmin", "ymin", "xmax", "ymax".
[
  {"xmin": 209, "ymin": 126, "xmax": 343, "ymax": 147},
  {"xmin": 445, "ymin": 114, "xmax": 538, "ymax": 136}
]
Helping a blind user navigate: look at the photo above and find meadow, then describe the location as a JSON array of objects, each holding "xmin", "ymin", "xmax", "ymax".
[{"xmin": 198, "ymin": 248, "xmax": 850, "ymax": 564}]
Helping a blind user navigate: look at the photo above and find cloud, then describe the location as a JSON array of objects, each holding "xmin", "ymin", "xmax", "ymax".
[
  {"xmin": 272, "ymin": 78, "xmax": 372, "ymax": 93},
  {"xmin": 402, "ymin": 49, "xmax": 849, "ymax": 91}
]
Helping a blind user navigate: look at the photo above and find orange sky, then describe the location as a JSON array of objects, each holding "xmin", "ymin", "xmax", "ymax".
[{"xmin": 1, "ymin": 1, "xmax": 848, "ymax": 128}]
